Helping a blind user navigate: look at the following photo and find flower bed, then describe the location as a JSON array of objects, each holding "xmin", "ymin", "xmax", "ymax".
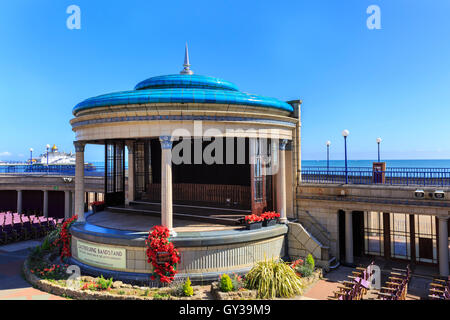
[
  {"xmin": 210, "ymin": 281, "xmax": 257, "ymax": 300},
  {"xmin": 23, "ymin": 253, "xmax": 205, "ymax": 300}
]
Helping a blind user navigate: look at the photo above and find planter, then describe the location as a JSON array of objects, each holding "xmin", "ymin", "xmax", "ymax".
[
  {"xmin": 262, "ymin": 219, "xmax": 277, "ymax": 227},
  {"xmin": 245, "ymin": 221, "xmax": 262, "ymax": 230},
  {"xmin": 92, "ymin": 204, "xmax": 106, "ymax": 213}
]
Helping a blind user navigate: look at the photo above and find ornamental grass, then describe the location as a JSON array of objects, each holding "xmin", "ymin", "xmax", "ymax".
[{"xmin": 245, "ymin": 258, "xmax": 304, "ymax": 299}]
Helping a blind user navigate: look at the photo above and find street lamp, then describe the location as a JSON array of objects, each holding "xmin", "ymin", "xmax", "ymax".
[
  {"xmin": 29, "ymin": 148, "xmax": 33, "ymax": 164},
  {"xmin": 46, "ymin": 144, "xmax": 50, "ymax": 166},
  {"xmin": 342, "ymin": 130, "xmax": 349, "ymax": 184},
  {"xmin": 326, "ymin": 141, "xmax": 331, "ymax": 172},
  {"xmin": 376, "ymin": 137, "xmax": 382, "ymax": 162}
]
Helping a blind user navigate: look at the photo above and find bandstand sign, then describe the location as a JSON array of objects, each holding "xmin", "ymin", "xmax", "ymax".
[{"xmin": 76, "ymin": 240, "xmax": 126, "ymax": 269}]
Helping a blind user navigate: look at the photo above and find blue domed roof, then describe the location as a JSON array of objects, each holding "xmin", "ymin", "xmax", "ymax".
[
  {"xmin": 135, "ymin": 74, "xmax": 239, "ymax": 92},
  {"xmin": 73, "ymin": 74, "xmax": 293, "ymax": 114}
]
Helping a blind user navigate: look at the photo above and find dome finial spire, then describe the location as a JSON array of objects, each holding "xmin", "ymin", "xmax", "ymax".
[{"xmin": 180, "ymin": 42, "xmax": 194, "ymax": 75}]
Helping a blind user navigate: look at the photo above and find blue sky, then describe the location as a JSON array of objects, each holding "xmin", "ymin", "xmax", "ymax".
[{"xmin": 0, "ymin": 0, "xmax": 449, "ymax": 162}]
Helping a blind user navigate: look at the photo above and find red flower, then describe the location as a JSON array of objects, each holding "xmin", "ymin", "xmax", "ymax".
[
  {"xmin": 290, "ymin": 258, "xmax": 304, "ymax": 269},
  {"xmin": 90, "ymin": 201, "xmax": 105, "ymax": 206},
  {"xmin": 260, "ymin": 211, "xmax": 281, "ymax": 221},
  {"xmin": 145, "ymin": 225, "xmax": 180, "ymax": 284},
  {"xmin": 244, "ymin": 214, "xmax": 263, "ymax": 224},
  {"xmin": 53, "ymin": 215, "xmax": 78, "ymax": 261}
]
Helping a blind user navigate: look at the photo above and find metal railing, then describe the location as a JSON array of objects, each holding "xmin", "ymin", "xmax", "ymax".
[
  {"xmin": 300, "ymin": 167, "xmax": 450, "ymax": 186},
  {"xmin": 0, "ymin": 165, "xmax": 105, "ymax": 177}
]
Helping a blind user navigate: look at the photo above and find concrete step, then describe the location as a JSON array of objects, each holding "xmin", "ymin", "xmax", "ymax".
[{"xmin": 328, "ymin": 256, "xmax": 340, "ymax": 270}]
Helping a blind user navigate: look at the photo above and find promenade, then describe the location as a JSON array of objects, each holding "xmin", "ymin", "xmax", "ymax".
[{"xmin": 0, "ymin": 240, "xmax": 65, "ymax": 300}]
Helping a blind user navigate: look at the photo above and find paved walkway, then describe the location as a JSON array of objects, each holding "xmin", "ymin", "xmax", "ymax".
[
  {"xmin": 302, "ymin": 265, "xmax": 433, "ymax": 300},
  {"xmin": 0, "ymin": 240, "xmax": 66, "ymax": 300}
]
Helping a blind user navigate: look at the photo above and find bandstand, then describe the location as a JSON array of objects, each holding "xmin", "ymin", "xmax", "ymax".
[{"xmin": 68, "ymin": 46, "xmax": 302, "ymax": 283}]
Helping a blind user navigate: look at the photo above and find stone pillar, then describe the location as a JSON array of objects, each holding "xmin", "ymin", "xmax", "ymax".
[
  {"xmin": 438, "ymin": 216, "xmax": 449, "ymax": 277},
  {"xmin": 71, "ymin": 191, "xmax": 75, "ymax": 218},
  {"xmin": 293, "ymin": 101, "xmax": 302, "ymax": 184},
  {"xmin": 159, "ymin": 136, "xmax": 175, "ymax": 236},
  {"xmin": 277, "ymin": 139, "xmax": 288, "ymax": 224},
  {"xmin": 126, "ymin": 141, "xmax": 135, "ymax": 205},
  {"xmin": 43, "ymin": 190, "xmax": 48, "ymax": 218},
  {"xmin": 17, "ymin": 190, "xmax": 23, "ymax": 214},
  {"xmin": 345, "ymin": 210, "xmax": 354, "ymax": 264},
  {"xmin": 64, "ymin": 191, "xmax": 71, "ymax": 219},
  {"xmin": 74, "ymin": 141, "xmax": 86, "ymax": 222}
]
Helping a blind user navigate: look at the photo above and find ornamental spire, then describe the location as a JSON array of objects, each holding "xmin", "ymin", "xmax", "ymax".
[{"xmin": 180, "ymin": 43, "xmax": 194, "ymax": 75}]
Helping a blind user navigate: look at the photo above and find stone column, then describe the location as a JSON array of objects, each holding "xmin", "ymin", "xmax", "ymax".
[
  {"xmin": 74, "ymin": 141, "xmax": 86, "ymax": 222},
  {"xmin": 43, "ymin": 190, "xmax": 49, "ymax": 218},
  {"xmin": 64, "ymin": 191, "xmax": 71, "ymax": 219},
  {"xmin": 345, "ymin": 210, "xmax": 354, "ymax": 264},
  {"xmin": 292, "ymin": 100, "xmax": 302, "ymax": 184},
  {"xmin": 438, "ymin": 216, "xmax": 449, "ymax": 277},
  {"xmin": 17, "ymin": 190, "xmax": 23, "ymax": 214},
  {"xmin": 126, "ymin": 141, "xmax": 135, "ymax": 205},
  {"xmin": 277, "ymin": 139, "xmax": 288, "ymax": 224},
  {"xmin": 71, "ymin": 191, "xmax": 75, "ymax": 217},
  {"xmin": 160, "ymin": 136, "xmax": 175, "ymax": 236}
]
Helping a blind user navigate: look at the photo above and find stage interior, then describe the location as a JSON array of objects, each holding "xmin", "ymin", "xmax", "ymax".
[{"xmin": 91, "ymin": 200, "xmax": 250, "ymax": 233}]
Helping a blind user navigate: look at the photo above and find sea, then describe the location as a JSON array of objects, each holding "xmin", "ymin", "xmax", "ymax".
[
  {"xmin": 301, "ymin": 159, "xmax": 450, "ymax": 169},
  {"xmin": 89, "ymin": 159, "xmax": 450, "ymax": 169}
]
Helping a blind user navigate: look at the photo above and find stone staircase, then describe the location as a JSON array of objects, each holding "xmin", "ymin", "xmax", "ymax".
[{"xmin": 287, "ymin": 210, "xmax": 339, "ymax": 271}]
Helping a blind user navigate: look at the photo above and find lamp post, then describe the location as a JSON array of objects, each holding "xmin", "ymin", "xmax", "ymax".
[
  {"xmin": 342, "ymin": 130, "xmax": 349, "ymax": 184},
  {"xmin": 326, "ymin": 141, "xmax": 331, "ymax": 172},
  {"xmin": 29, "ymin": 148, "xmax": 33, "ymax": 165},
  {"xmin": 46, "ymin": 144, "xmax": 50, "ymax": 166},
  {"xmin": 376, "ymin": 137, "xmax": 382, "ymax": 162}
]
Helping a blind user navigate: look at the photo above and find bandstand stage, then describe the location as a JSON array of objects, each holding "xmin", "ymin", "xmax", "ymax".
[{"xmin": 68, "ymin": 47, "xmax": 301, "ymax": 284}]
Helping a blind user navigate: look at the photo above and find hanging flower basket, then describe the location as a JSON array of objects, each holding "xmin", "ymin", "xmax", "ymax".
[
  {"xmin": 145, "ymin": 225, "xmax": 180, "ymax": 284},
  {"xmin": 156, "ymin": 252, "xmax": 172, "ymax": 264}
]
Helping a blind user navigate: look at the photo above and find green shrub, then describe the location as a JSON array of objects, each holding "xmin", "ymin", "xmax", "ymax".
[
  {"xmin": 41, "ymin": 236, "xmax": 53, "ymax": 252},
  {"xmin": 230, "ymin": 273, "xmax": 244, "ymax": 291},
  {"xmin": 143, "ymin": 288, "xmax": 151, "ymax": 297},
  {"xmin": 96, "ymin": 275, "xmax": 113, "ymax": 290},
  {"xmin": 245, "ymin": 258, "xmax": 303, "ymax": 299},
  {"xmin": 305, "ymin": 254, "xmax": 315, "ymax": 270},
  {"xmin": 296, "ymin": 264, "xmax": 313, "ymax": 278},
  {"xmin": 219, "ymin": 274, "xmax": 233, "ymax": 292},
  {"xmin": 183, "ymin": 277, "xmax": 194, "ymax": 297},
  {"xmin": 29, "ymin": 245, "xmax": 43, "ymax": 261},
  {"xmin": 45, "ymin": 227, "xmax": 61, "ymax": 246},
  {"xmin": 153, "ymin": 292, "xmax": 169, "ymax": 300}
]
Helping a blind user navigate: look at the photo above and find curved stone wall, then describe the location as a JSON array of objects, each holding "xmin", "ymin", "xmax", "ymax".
[{"xmin": 69, "ymin": 223, "xmax": 288, "ymax": 284}]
